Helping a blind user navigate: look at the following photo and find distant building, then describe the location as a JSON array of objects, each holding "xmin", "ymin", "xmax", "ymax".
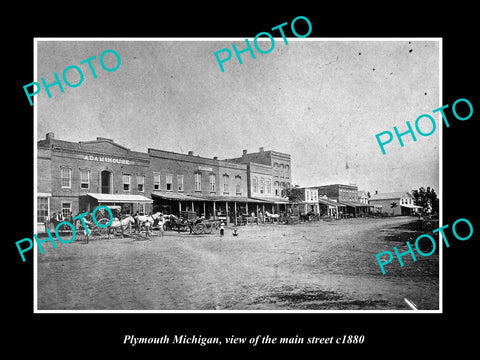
[
  {"xmin": 315, "ymin": 183, "xmax": 358, "ymax": 202},
  {"xmin": 225, "ymin": 147, "xmax": 291, "ymax": 210},
  {"xmin": 358, "ymin": 190, "xmax": 369, "ymax": 204},
  {"xmin": 369, "ymin": 191, "xmax": 422, "ymax": 216},
  {"xmin": 296, "ymin": 187, "xmax": 320, "ymax": 214},
  {"xmin": 313, "ymin": 183, "xmax": 372, "ymax": 217}
]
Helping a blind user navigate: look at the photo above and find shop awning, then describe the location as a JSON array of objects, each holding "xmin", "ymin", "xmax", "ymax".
[
  {"xmin": 338, "ymin": 200, "xmax": 374, "ymax": 208},
  {"xmin": 250, "ymin": 197, "xmax": 288, "ymax": 204},
  {"xmin": 318, "ymin": 198, "xmax": 346, "ymax": 207},
  {"xmin": 151, "ymin": 191, "xmax": 204, "ymax": 201},
  {"xmin": 206, "ymin": 195, "xmax": 269, "ymax": 203},
  {"xmin": 86, "ymin": 193, "xmax": 153, "ymax": 203}
]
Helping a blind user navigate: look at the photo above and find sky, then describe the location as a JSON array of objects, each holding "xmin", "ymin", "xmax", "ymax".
[{"xmin": 36, "ymin": 39, "xmax": 440, "ymax": 196}]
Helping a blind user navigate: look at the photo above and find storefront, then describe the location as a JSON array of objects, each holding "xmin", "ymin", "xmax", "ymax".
[{"xmin": 80, "ymin": 193, "xmax": 153, "ymax": 215}]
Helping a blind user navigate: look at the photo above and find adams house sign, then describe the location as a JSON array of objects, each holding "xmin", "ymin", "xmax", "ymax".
[{"xmin": 83, "ymin": 154, "xmax": 133, "ymax": 165}]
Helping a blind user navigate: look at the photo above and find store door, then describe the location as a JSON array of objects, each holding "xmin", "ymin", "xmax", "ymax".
[{"xmin": 101, "ymin": 170, "xmax": 111, "ymax": 194}]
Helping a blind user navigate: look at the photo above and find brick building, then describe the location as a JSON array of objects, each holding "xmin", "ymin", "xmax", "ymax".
[
  {"xmin": 148, "ymin": 147, "xmax": 265, "ymax": 223},
  {"xmin": 225, "ymin": 147, "xmax": 291, "ymax": 212},
  {"xmin": 36, "ymin": 134, "xmax": 294, "ymax": 229},
  {"xmin": 314, "ymin": 183, "xmax": 372, "ymax": 217},
  {"xmin": 36, "ymin": 133, "xmax": 154, "ymax": 232}
]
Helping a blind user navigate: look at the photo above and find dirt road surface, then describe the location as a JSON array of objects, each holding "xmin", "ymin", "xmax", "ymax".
[{"xmin": 37, "ymin": 216, "xmax": 439, "ymax": 310}]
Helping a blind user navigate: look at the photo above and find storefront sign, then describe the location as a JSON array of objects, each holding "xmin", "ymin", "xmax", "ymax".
[
  {"xmin": 84, "ymin": 154, "xmax": 132, "ymax": 165},
  {"xmin": 198, "ymin": 166, "xmax": 213, "ymax": 172}
]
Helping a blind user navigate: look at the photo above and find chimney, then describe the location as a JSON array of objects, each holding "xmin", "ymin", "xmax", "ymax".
[
  {"xmin": 375, "ymin": 190, "xmax": 378, "ymax": 195},
  {"xmin": 259, "ymin": 147, "xmax": 264, "ymax": 152},
  {"xmin": 46, "ymin": 132, "xmax": 54, "ymax": 140},
  {"xmin": 242, "ymin": 149, "xmax": 247, "ymax": 155},
  {"xmin": 188, "ymin": 151, "xmax": 194, "ymax": 156}
]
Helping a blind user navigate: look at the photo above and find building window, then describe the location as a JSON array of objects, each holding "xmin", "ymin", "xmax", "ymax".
[
  {"xmin": 195, "ymin": 172, "xmax": 201, "ymax": 191},
  {"xmin": 153, "ymin": 172, "xmax": 161, "ymax": 190},
  {"xmin": 61, "ymin": 202, "xmax": 72, "ymax": 219},
  {"xmin": 80, "ymin": 169, "xmax": 90, "ymax": 189},
  {"xmin": 166, "ymin": 174, "xmax": 173, "ymax": 191},
  {"xmin": 37, "ymin": 197, "xmax": 49, "ymax": 224},
  {"xmin": 253, "ymin": 176, "xmax": 258, "ymax": 193},
  {"xmin": 123, "ymin": 174, "xmax": 131, "ymax": 191},
  {"xmin": 266, "ymin": 179, "xmax": 271, "ymax": 195},
  {"xmin": 274, "ymin": 181, "xmax": 280, "ymax": 196},
  {"xmin": 138, "ymin": 203, "xmax": 146, "ymax": 215},
  {"xmin": 279, "ymin": 164, "xmax": 284, "ymax": 178},
  {"xmin": 209, "ymin": 173, "xmax": 216, "ymax": 192},
  {"xmin": 259, "ymin": 178, "xmax": 265, "ymax": 194},
  {"xmin": 223, "ymin": 174, "xmax": 229, "ymax": 194},
  {"xmin": 285, "ymin": 164, "xmax": 290, "ymax": 179},
  {"xmin": 60, "ymin": 167, "xmax": 71, "ymax": 188},
  {"xmin": 177, "ymin": 175, "xmax": 184, "ymax": 192},
  {"xmin": 137, "ymin": 175, "xmax": 145, "ymax": 192},
  {"xmin": 235, "ymin": 175, "xmax": 241, "ymax": 195}
]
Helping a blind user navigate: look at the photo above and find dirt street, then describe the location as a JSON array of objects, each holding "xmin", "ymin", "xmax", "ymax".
[{"xmin": 37, "ymin": 216, "xmax": 439, "ymax": 311}]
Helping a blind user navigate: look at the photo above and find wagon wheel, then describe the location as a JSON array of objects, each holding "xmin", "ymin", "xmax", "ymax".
[
  {"xmin": 96, "ymin": 217, "xmax": 110, "ymax": 238},
  {"xmin": 193, "ymin": 223, "xmax": 205, "ymax": 235},
  {"xmin": 203, "ymin": 223, "xmax": 212, "ymax": 234}
]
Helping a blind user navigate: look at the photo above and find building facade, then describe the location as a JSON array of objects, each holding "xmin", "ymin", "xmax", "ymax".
[
  {"xmin": 147, "ymin": 147, "xmax": 258, "ymax": 222},
  {"xmin": 296, "ymin": 187, "xmax": 320, "ymax": 214},
  {"xmin": 358, "ymin": 190, "xmax": 369, "ymax": 204},
  {"xmin": 37, "ymin": 134, "xmax": 294, "ymax": 229},
  {"xmin": 314, "ymin": 183, "xmax": 372, "ymax": 217},
  {"xmin": 37, "ymin": 133, "xmax": 154, "ymax": 232},
  {"xmin": 369, "ymin": 191, "xmax": 422, "ymax": 216},
  {"xmin": 225, "ymin": 147, "xmax": 291, "ymax": 211}
]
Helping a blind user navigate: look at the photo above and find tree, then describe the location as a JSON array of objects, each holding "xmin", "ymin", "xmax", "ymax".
[
  {"xmin": 411, "ymin": 186, "xmax": 439, "ymax": 215},
  {"xmin": 282, "ymin": 186, "xmax": 303, "ymax": 204},
  {"xmin": 390, "ymin": 202, "xmax": 398, "ymax": 215}
]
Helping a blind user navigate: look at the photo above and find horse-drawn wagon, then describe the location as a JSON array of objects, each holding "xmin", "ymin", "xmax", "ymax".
[{"xmin": 163, "ymin": 211, "xmax": 220, "ymax": 235}]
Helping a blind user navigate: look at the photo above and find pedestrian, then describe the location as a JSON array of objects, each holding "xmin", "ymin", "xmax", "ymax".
[
  {"xmin": 83, "ymin": 222, "xmax": 90, "ymax": 244},
  {"xmin": 134, "ymin": 211, "xmax": 140, "ymax": 233},
  {"xmin": 158, "ymin": 215, "xmax": 164, "ymax": 237},
  {"xmin": 220, "ymin": 221, "xmax": 225, "ymax": 237},
  {"xmin": 232, "ymin": 225, "xmax": 238, "ymax": 237}
]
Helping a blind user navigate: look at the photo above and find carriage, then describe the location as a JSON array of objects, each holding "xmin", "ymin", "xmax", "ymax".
[
  {"xmin": 164, "ymin": 211, "xmax": 220, "ymax": 235},
  {"xmin": 88, "ymin": 205, "xmax": 121, "ymax": 238}
]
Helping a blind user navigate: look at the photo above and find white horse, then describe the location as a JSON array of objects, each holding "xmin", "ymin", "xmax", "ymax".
[
  {"xmin": 265, "ymin": 211, "xmax": 280, "ymax": 219},
  {"xmin": 107, "ymin": 215, "xmax": 136, "ymax": 238},
  {"xmin": 134, "ymin": 212, "xmax": 164, "ymax": 236}
]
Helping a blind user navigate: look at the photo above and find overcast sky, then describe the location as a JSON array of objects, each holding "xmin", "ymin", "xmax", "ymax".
[{"xmin": 36, "ymin": 39, "xmax": 440, "ymax": 195}]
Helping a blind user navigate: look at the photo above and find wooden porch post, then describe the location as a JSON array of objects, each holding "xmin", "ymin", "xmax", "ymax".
[
  {"xmin": 225, "ymin": 201, "xmax": 229, "ymax": 224},
  {"xmin": 234, "ymin": 201, "xmax": 237, "ymax": 225}
]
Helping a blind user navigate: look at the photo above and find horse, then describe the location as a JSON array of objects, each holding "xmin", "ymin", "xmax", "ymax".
[
  {"xmin": 265, "ymin": 211, "xmax": 280, "ymax": 222},
  {"xmin": 134, "ymin": 212, "xmax": 165, "ymax": 236},
  {"xmin": 106, "ymin": 215, "xmax": 136, "ymax": 238}
]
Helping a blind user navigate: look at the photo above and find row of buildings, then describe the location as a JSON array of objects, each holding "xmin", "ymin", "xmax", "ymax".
[{"xmin": 36, "ymin": 132, "xmax": 421, "ymax": 232}]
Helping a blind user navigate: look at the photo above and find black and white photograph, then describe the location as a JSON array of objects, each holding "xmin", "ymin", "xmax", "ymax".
[
  {"xmin": 7, "ymin": 7, "xmax": 478, "ymax": 356},
  {"xmin": 34, "ymin": 38, "xmax": 440, "ymax": 312}
]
